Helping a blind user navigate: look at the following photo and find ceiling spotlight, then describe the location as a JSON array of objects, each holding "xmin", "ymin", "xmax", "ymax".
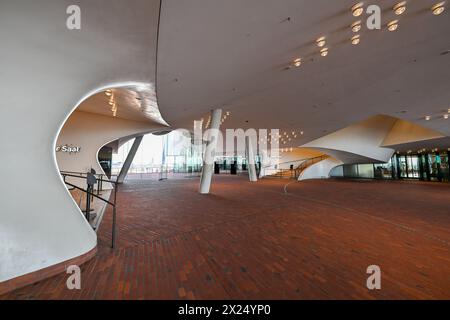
[
  {"xmin": 425, "ymin": 115, "xmax": 431, "ymax": 121},
  {"xmin": 431, "ymin": 2, "xmax": 445, "ymax": 15},
  {"xmin": 351, "ymin": 35, "xmax": 361, "ymax": 45},
  {"xmin": 316, "ymin": 37, "xmax": 326, "ymax": 47},
  {"xmin": 352, "ymin": 3, "xmax": 364, "ymax": 17},
  {"xmin": 387, "ymin": 20, "xmax": 399, "ymax": 32},
  {"xmin": 444, "ymin": 114, "xmax": 449, "ymax": 119},
  {"xmin": 351, "ymin": 21, "xmax": 362, "ymax": 33},
  {"xmin": 300, "ymin": 131, "xmax": 304, "ymax": 135},
  {"xmin": 394, "ymin": 2, "xmax": 407, "ymax": 15},
  {"xmin": 293, "ymin": 58, "xmax": 302, "ymax": 67},
  {"xmin": 320, "ymin": 48, "xmax": 329, "ymax": 57}
]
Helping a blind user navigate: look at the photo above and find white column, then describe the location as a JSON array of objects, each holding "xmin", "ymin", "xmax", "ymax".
[
  {"xmin": 258, "ymin": 150, "xmax": 266, "ymax": 178},
  {"xmin": 116, "ymin": 135, "xmax": 143, "ymax": 183},
  {"xmin": 246, "ymin": 136, "xmax": 258, "ymax": 182},
  {"xmin": 199, "ymin": 109, "xmax": 222, "ymax": 194}
]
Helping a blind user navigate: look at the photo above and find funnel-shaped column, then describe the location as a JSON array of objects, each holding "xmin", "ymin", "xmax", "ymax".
[
  {"xmin": 246, "ymin": 136, "xmax": 258, "ymax": 182},
  {"xmin": 117, "ymin": 135, "xmax": 143, "ymax": 184},
  {"xmin": 199, "ymin": 109, "xmax": 222, "ymax": 194}
]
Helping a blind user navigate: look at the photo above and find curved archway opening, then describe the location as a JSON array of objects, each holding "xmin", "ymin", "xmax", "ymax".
[{"xmin": 55, "ymin": 83, "xmax": 169, "ymax": 230}]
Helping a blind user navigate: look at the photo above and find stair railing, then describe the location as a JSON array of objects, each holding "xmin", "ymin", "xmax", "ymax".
[{"xmin": 60, "ymin": 171, "xmax": 119, "ymax": 248}]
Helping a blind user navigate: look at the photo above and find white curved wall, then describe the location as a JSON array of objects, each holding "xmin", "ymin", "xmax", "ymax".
[
  {"xmin": 298, "ymin": 158, "xmax": 343, "ymax": 181},
  {"xmin": 302, "ymin": 115, "xmax": 397, "ymax": 164},
  {"xmin": 260, "ymin": 148, "xmax": 324, "ymax": 177},
  {"xmin": 297, "ymin": 115, "xmax": 449, "ymax": 181},
  {"xmin": 56, "ymin": 110, "xmax": 165, "ymax": 189},
  {"xmin": 0, "ymin": 0, "xmax": 160, "ymax": 282}
]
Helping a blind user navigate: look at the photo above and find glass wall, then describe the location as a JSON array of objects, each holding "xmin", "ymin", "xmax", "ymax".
[
  {"xmin": 111, "ymin": 130, "xmax": 202, "ymax": 175},
  {"xmin": 373, "ymin": 160, "xmax": 394, "ymax": 179},
  {"xmin": 339, "ymin": 164, "xmax": 375, "ymax": 179},
  {"xmin": 426, "ymin": 152, "xmax": 449, "ymax": 182},
  {"xmin": 330, "ymin": 151, "xmax": 450, "ymax": 183},
  {"xmin": 214, "ymin": 155, "xmax": 261, "ymax": 174}
]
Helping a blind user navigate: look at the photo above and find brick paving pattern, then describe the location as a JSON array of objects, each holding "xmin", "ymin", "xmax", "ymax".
[{"xmin": 2, "ymin": 176, "xmax": 450, "ymax": 299}]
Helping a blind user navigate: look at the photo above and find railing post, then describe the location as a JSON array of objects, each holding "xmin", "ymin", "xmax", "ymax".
[
  {"xmin": 85, "ymin": 185, "xmax": 91, "ymax": 221},
  {"xmin": 112, "ymin": 182, "xmax": 118, "ymax": 249},
  {"xmin": 97, "ymin": 174, "xmax": 101, "ymax": 196}
]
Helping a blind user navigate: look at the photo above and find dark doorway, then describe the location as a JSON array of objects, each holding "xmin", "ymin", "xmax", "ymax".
[{"xmin": 98, "ymin": 146, "xmax": 113, "ymax": 178}]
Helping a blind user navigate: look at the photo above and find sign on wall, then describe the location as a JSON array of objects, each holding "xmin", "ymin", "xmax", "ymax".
[{"xmin": 56, "ymin": 144, "xmax": 81, "ymax": 154}]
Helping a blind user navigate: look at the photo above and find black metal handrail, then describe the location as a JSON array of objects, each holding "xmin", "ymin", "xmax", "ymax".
[
  {"xmin": 61, "ymin": 171, "xmax": 118, "ymax": 248},
  {"xmin": 60, "ymin": 170, "xmax": 118, "ymax": 177}
]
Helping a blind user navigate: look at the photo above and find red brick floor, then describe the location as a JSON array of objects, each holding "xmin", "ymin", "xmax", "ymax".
[{"xmin": 2, "ymin": 176, "xmax": 450, "ymax": 299}]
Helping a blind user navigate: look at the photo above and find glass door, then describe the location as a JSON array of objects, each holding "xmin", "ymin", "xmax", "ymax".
[
  {"xmin": 407, "ymin": 155, "xmax": 420, "ymax": 178},
  {"xmin": 399, "ymin": 156, "xmax": 407, "ymax": 178}
]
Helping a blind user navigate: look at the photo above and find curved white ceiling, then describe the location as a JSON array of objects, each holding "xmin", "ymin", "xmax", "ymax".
[
  {"xmin": 156, "ymin": 0, "xmax": 450, "ymax": 147},
  {"xmin": 78, "ymin": 86, "xmax": 168, "ymax": 126}
]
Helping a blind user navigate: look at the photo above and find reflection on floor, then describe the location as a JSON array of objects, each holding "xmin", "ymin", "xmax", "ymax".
[{"xmin": 3, "ymin": 176, "xmax": 450, "ymax": 299}]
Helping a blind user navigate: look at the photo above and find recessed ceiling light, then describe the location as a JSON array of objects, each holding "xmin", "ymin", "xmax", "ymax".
[
  {"xmin": 293, "ymin": 57, "xmax": 302, "ymax": 67},
  {"xmin": 431, "ymin": 2, "xmax": 445, "ymax": 15},
  {"xmin": 387, "ymin": 20, "xmax": 399, "ymax": 32},
  {"xmin": 316, "ymin": 37, "xmax": 326, "ymax": 47},
  {"xmin": 444, "ymin": 114, "xmax": 449, "ymax": 119},
  {"xmin": 351, "ymin": 35, "xmax": 361, "ymax": 45},
  {"xmin": 351, "ymin": 21, "xmax": 362, "ymax": 33},
  {"xmin": 425, "ymin": 115, "xmax": 431, "ymax": 121},
  {"xmin": 320, "ymin": 48, "xmax": 329, "ymax": 57},
  {"xmin": 352, "ymin": 3, "xmax": 364, "ymax": 17},
  {"xmin": 394, "ymin": 1, "xmax": 407, "ymax": 15}
]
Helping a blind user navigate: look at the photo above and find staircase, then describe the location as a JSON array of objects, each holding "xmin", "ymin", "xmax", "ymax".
[{"xmin": 264, "ymin": 155, "xmax": 328, "ymax": 179}]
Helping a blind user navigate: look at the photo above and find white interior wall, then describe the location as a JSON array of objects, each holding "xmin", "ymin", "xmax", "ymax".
[
  {"xmin": 260, "ymin": 148, "xmax": 324, "ymax": 177},
  {"xmin": 277, "ymin": 148, "xmax": 325, "ymax": 169},
  {"xmin": 56, "ymin": 110, "xmax": 164, "ymax": 189},
  {"xmin": 299, "ymin": 158, "xmax": 344, "ymax": 181},
  {"xmin": 302, "ymin": 115, "xmax": 398, "ymax": 164},
  {"xmin": 0, "ymin": 0, "xmax": 160, "ymax": 283}
]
